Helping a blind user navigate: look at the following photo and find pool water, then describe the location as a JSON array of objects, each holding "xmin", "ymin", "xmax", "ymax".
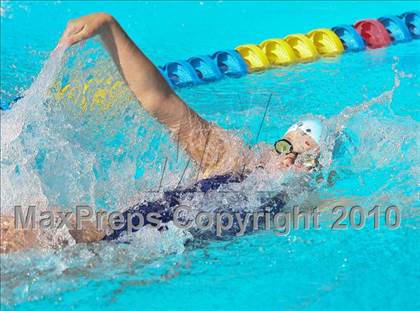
[{"xmin": 1, "ymin": 1, "xmax": 420, "ymax": 310}]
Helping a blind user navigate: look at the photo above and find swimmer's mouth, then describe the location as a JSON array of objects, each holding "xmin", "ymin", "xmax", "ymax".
[{"xmin": 295, "ymin": 153, "xmax": 319, "ymax": 170}]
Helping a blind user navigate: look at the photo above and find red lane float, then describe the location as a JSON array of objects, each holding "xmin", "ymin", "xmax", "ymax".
[{"xmin": 354, "ymin": 19, "xmax": 392, "ymax": 49}]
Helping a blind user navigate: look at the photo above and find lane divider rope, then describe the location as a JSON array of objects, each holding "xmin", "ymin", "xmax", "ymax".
[{"xmin": 2, "ymin": 11, "xmax": 418, "ymax": 111}]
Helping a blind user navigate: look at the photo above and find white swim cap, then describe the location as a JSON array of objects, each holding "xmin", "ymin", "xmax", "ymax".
[{"xmin": 284, "ymin": 119, "xmax": 323, "ymax": 144}]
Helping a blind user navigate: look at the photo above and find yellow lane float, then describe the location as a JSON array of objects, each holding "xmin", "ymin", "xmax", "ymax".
[
  {"xmin": 235, "ymin": 44, "xmax": 270, "ymax": 71},
  {"xmin": 259, "ymin": 39, "xmax": 297, "ymax": 66},
  {"xmin": 52, "ymin": 77, "xmax": 126, "ymax": 113},
  {"xmin": 284, "ymin": 34, "xmax": 319, "ymax": 62},
  {"xmin": 307, "ymin": 28, "xmax": 344, "ymax": 56}
]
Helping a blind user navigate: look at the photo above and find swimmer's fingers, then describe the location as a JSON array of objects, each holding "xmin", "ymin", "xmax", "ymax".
[
  {"xmin": 57, "ymin": 13, "xmax": 114, "ymax": 48},
  {"xmin": 57, "ymin": 20, "xmax": 84, "ymax": 47},
  {"xmin": 58, "ymin": 22, "xmax": 89, "ymax": 47},
  {"xmin": 64, "ymin": 27, "xmax": 89, "ymax": 47}
]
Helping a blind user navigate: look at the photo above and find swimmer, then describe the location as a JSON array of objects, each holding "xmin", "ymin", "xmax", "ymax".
[{"xmin": 0, "ymin": 13, "xmax": 325, "ymax": 253}]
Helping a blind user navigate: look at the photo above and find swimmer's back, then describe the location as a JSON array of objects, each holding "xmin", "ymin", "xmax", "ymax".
[{"xmin": 104, "ymin": 173, "xmax": 287, "ymax": 241}]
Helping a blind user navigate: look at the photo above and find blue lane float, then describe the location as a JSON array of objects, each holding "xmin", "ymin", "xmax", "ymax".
[
  {"xmin": 162, "ymin": 61, "xmax": 201, "ymax": 87},
  {"xmin": 379, "ymin": 16, "xmax": 412, "ymax": 43},
  {"xmin": 332, "ymin": 25, "xmax": 366, "ymax": 51},
  {"xmin": 211, "ymin": 50, "xmax": 248, "ymax": 78},
  {"xmin": 187, "ymin": 55, "xmax": 224, "ymax": 82},
  {"xmin": 158, "ymin": 66, "xmax": 174, "ymax": 88},
  {"xmin": 399, "ymin": 11, "xmax": 420, "ymax": 38}
]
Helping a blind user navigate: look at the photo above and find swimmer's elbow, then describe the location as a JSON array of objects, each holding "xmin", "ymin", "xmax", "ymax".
[{"xmin": 97, "ymin": 12, "xmax": 115, "ymax": 24}]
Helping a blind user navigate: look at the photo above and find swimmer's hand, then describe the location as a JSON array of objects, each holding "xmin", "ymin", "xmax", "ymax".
[{"xmin": 57, "ymin": 12, "xmax": 114, "ymax": 47}]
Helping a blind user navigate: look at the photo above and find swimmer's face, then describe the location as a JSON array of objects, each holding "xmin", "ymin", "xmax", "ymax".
[
  {"xmin": 273, "ymin": 129, "xmax": 319, "ymax": 171},
  {"xmin": 282, "ymin": 129, "xmax": 319, "ymax": 154}
]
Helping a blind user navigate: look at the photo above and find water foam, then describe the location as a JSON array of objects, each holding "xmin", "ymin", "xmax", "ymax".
[{"xmin": 1, "ymin": 47, "xmax": 67, "ymax": 211}]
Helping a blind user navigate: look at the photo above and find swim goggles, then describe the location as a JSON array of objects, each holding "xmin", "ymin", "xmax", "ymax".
[
  {"xmin": 274, "ymin": 139, "xmax": 294, "ymax": 155},
  {"xmin": 274, "ymin": 139, "xmax": 319, "ymax": 170}
]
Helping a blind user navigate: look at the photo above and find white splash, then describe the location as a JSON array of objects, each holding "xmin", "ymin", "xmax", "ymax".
[{"xmin": 1, "ymin": 47, "xmax": 67, "ymax": 211}]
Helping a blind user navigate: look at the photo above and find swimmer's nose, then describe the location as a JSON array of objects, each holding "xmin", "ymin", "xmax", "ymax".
[{"xmin": 282, "ymin": 153, "xmax": 297, "ymax": 168}]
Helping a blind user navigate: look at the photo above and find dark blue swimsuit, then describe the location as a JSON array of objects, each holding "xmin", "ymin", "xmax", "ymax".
[{"xmin": 103, "ymin": 174, "xmax": 287, "ymax": 241}]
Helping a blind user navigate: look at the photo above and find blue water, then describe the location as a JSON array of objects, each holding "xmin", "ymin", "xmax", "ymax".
[{"xmin": 1, "ymin": 1, "xmax": 420, "ymax": 310}]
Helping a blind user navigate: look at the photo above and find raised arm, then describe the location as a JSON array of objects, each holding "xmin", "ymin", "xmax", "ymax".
[{"xmin": 58, "ymin": 13, "xmax": 248, "ymax": 176}]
